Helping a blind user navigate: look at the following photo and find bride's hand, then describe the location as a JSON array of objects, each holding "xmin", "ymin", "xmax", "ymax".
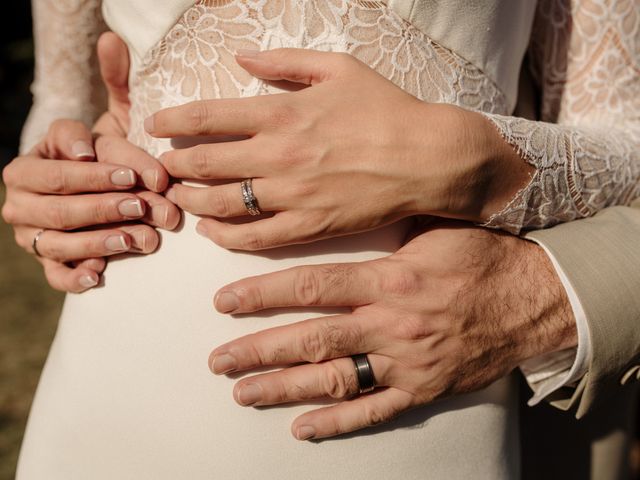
[
  {"xmin": 208, "ymin": 222, "xmax": 576, "ymax": 440},
  {"xmin": 146, "ymin": 48, "xmax": 531, "ymax": 250},
  {"xmin": 1, "ymin": 33, "xmax": 179, "ymax": 292}
]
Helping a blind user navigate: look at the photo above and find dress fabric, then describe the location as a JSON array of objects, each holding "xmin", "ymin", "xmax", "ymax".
[
  {"xmin": 18, "ymin": 1, "xmax": 523, "ymax": 479},
  {"xmin": 16, "ymin": 0, "xmax": 639, "ymax": 478}
]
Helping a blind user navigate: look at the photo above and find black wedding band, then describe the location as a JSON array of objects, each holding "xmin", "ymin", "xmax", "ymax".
[
  {"xmin": 32, "ymin": 229, "xmax": 47, "ymax": 257},
  {"xmin": 351, "ymin": 354, "xmax": 376, "ymax": 394},
  {"xmin": 241, "ymin": 178, "xmax": 261, "ymax": 216}
]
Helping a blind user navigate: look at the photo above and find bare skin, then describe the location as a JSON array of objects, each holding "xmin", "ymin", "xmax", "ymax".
[{"xmin": 209, "ymin": 221, "xmax": 576, "ymax": 440}]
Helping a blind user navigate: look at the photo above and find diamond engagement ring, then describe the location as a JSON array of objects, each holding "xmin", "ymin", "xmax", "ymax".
[{"xmin": 241, "ymin": 179, "xmax": 261, "ymax": 216}]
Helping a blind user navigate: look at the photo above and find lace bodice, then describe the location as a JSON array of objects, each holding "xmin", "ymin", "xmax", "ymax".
[{"xmin": 22, "ymin": 0, "xmax": 640, "ymax": 234}]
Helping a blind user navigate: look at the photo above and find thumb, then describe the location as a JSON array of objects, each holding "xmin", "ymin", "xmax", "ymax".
[
  {"xmin": 97, "ymin": 32, "xmax": 131, "ymax": 127},
  {"xmin": 37, "ymin": 119, "xmax": 95, "ymax": 161},
  {"xmin": 235, "ymin": 48, "xmax": 356, "ymax": 86}
]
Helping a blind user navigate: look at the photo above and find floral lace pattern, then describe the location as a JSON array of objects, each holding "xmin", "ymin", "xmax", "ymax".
[
  {"xmin": 483, "ymin": 0, "xmax": 640, "ymax": 233},
  {"xmin": 21, "ymin": 0, "xmax": 107, "ymax": 153},
  {"xmin": 127, "ymin": 0, "xmax": 509, "ymax": 156}
]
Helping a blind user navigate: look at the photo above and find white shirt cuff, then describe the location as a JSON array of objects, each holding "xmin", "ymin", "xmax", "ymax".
[{"xmin": 518, "ymin": 239, "xmax": 591, "ymax": 406}]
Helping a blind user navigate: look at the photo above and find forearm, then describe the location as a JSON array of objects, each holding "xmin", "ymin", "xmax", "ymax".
[{"xmin": 22, "ymin": 0, "xmax": 108, "ymax": 153}]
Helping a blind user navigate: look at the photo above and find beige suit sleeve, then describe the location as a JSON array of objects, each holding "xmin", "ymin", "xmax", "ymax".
[
  {"xmin": 525, "ymin": 198, "xmax": 640, "ymax": 418},
  {"xmin": 21, "ymin": 0, "xmax": 108, "ymax": 153}
]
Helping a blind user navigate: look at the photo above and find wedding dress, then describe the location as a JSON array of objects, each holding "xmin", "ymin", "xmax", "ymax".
[{"xmin": 17, "ymin": 0, "xmax": 639, "ymax": 479}]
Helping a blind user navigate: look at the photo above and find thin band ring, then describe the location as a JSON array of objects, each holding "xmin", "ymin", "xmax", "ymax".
[
  {"xmin": 351, "ymin": 354, "xmax": 376, "ymax": 394},
  {"xmin": 32, "ymin": 229, "xmax": 47, "ymax": 257},
  {"xmin": 241, "ymin": 178, "xmax": 261, "ymax": 216}
]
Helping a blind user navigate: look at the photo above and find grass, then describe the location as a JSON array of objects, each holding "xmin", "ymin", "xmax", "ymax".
[{"xmin": 0, "ymin": 182, "xmax": 63, "ymax": 479}]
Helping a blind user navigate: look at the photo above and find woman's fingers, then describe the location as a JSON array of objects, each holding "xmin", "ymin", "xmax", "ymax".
[
  {"xmin": 209, "ymin": 313, "xmax": 374, "ymax": 374},
  {"xmin": 165, "ymin": 180, "xmax": 282, "ymax": 218},
  {"xmin": 36, "ymin": 119, "xmax": 96, "ymax": 160},
  {"xmin": 15, "ymin": 224, "xmax": 159, "ymax": 263},
  {"xmin": 3, "ymin": 157, "xmax": 136, "ymax": 194},
  {"xmin": 291, "ymin": 387, "xmax": 414, "ymax": 440},
  {"xmin": 8, "ymin": 191, "xmax": 145, "ymax": 230},
  {"xmin": 145, "ymin": 95, "xmax": 284, "ymax": 137},
  {"xmin": 195, "ymin": 213, "xmax": 308, "ymax": 251},
  {"xmin": 160, "ymin": 139, "xmax": 268, "ymax": 180},
  {"xmin": 136, "ymin": 190, "xmax": 181, "ymax": 230},
  {"xmin": 232, "ymin": 355, "xmax": 390, "ymax": 407},
  {"xmin": 95, "ymin": 135, "xmax": 169, "ymax": 192},
  {"xmin": 214, "ymin": 262, "xmax": 378, "ymax": 314},
  {"xmin": 38, "ymin": 257, "xmax": 101, "ymax": 293}
]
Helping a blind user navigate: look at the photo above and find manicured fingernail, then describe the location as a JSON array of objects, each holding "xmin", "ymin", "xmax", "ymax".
[
  {"xmin": 142, "ymin": 169, "xmax": 159, "ymax": 191},
  {"xmin": 104, "ymin": 234, "xmax": 129, "ymax": 253},
  {"xmin": 212, "ymin": 353, "xmax": 237, "ymax": 374},
  {"xmin": 196, "ymin": 222, "xmax": 208, "ymax": 237},
  {"xmin": 215, "ymin": 291, "xmax": 240, "ymax": 313},
  {"xmin": 296, "ymin": 426, "xmax": 316, "ymax": 441},
  {"xmin": 236, "ymin": 48, "xmax": 260, "ymax": 57},
  {"xmin": 144, "ymin": 115, "xmax": 155, "ymax": 133},
  {"xmin": 71, "ymin": 140, "xmax": 95, "ymax": 159},
  {"xmin": 118, "ymin": 199, "xmax": 144, "ymax": 218},
  {"xmin": 165, "ymin": 186, "xmax": 177, "ymax": 203},
  {"xmin": 111, "ymin": 168, "xmax": 136, "ymax": 187},
  {"xmin": 237, "ymin": 384, "xmax": 263, "ymax": 406},
  {"xmin": 79, "ymin": 274, "xmax": 98, "ymax": 288}
]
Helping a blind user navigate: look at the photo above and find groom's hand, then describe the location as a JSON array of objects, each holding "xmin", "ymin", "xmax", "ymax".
[{"xmin": 209, "ymin": 222, "xmax": 577, "ymax": 440}]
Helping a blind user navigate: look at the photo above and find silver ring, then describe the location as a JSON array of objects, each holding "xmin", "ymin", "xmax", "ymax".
[
  {"xmin": 32, "ymin": 229, "xmax": 47, "ymax": 257},
  {"xmin": 241, "ymin": 179, "xmax": 261, "ymax": 216},
  {"xmin": 351, "ymin": 354, "xmax": 376, "ymax": 394}
]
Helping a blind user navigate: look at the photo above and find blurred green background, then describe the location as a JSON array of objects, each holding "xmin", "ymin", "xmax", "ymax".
[{"xmin": 0, "ymin": 4, "xmax": 65, "ymax": 478}]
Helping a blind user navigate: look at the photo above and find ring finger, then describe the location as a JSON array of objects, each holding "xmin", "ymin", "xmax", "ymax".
[
  {"xmin": 165, "ymin": 179, "xmax": 285, "ymax": 218},
  {"xmin": 232, "ymin": 355, "xmax": 391, "ymax": 407},
  {"xmin": 15, "ymin": 224, "xmax": 158, "ymax": 263}
]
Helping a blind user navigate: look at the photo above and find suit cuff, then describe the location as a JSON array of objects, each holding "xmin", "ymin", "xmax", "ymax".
[{"xmin": 518, "ymin": 239, "xmax": 591, "ymax": 405}]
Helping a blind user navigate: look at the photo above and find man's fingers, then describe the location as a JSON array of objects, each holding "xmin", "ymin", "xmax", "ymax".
[
  {"xmin": 39, "ymin": 257, "xmax": 100, "ymax": 293},
  {"xmin": 3, "ymin": 157, "xmax": 136, "ymax": 194},
  {"xmin": 290, "ymin": 387, "xmax": 413, "ymax": 440},
  {"xmin": 209, "ymin": 314, "xmax": 373, "ymax": 374},
  {"xmin": 95, "ymin": 135, "xmax": 168, "ymax": 192},
  {"xmin": 232, "ymin": 355, "xmax": 391, "ymax": 407},
  {"xmin": 145, "ymin": 95, "xmax": 287, "ymax": 138},
  {"xmin": 214, "ymin": 262, "xmax": 378, "ymax": 314},
  {"xmin": 34, "ymin": 119, "xmax": 95, "ymax": 160}
]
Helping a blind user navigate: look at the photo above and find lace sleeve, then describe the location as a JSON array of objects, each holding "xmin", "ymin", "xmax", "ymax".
[
  {"xmin": 20, "ymin": 0, "xmax": 108, "ymax": 154},
  {"xmin": 481, "ymin": 0, "xmax": 640, "ymax": 234}
]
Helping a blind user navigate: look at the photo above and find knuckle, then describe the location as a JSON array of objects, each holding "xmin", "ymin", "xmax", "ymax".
[
  {"xmin": 45, "ymin": 164, "xmax": 68, "ymax": 194},
  {"xmin": 187, "ymin": 103, "xmax": 211, "ymax": 133},
  {"xmin": 363, "ymin": 403, "xmax": 393, "ymax": 427},
  {"xmin": 2, "ymin": 162, "xmax": 16, "ymax": 185},
  {"xmin": 92, "ymin": 199, "xmax": 117, "ymax": 224},
  {"xmin": 293, "ymin": 269, "xmax": 322, "ymax": 306},
  {"xmin": 191, "ymin": 146, "xmax": 212, "ymax": 178},
  {"xmin": 322, "ymin": 363, "xmax": 351, "ymax": 399},
  {"xmin": 1, "ymin": 203, "xmax": 16, "ymax": 224},
  {"xmin": 50, "ymin": 199, "xmax": 73, "ymax": 230},
  {"xmin": 396, "ymin": 314, "xmax": 431, "ymax": 341},
  {"xmin": 238, "ymin": 230, "xmax": 266, "ymax": 251},
  {"xmin": 381, "ymin": 269, "xmax": 421, "ymax": 297},
  {"xmin": 265, "ymin": 103, "xmax": 297, "ymax": 129},
  {"xmin": 13, "ymin": 230, "xmax": 26, "ymax": 249},
  {"xmin": 299, "ymin": 329, "xmax": 326, "ymax": 363}
]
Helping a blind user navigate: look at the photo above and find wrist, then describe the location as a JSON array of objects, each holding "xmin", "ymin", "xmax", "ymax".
[{"xmin": 509, "ymin": 237, "xmax": 578, "ymax": 363}]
